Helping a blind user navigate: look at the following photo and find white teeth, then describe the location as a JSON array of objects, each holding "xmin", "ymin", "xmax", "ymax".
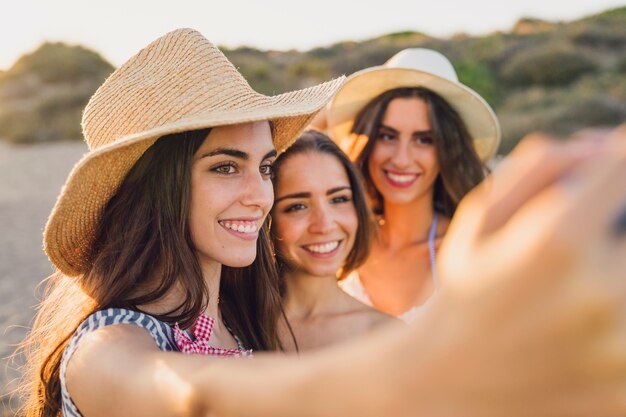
[
  {"xmin": 220, "ymin": 221, "xmax": 258, "ymax": 233},
  {"xmin": 387, "ymin": 172, "xmax": 416, "ymax": 183},
  {"xmin": 305, "ymin": 241, "xmax": 339, "ymax": 254}
]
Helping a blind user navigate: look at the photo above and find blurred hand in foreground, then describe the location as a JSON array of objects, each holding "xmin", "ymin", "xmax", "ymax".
[{"xmin": 429, "ymin": 125, "xmax": 626, "ymax": 416}]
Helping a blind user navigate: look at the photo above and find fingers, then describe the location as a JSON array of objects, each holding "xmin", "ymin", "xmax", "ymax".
[
  {"xmin": 441, "ymin": 133, "xmax": 600, "ymax": 282},
  {"xmin": 475, "ymin": 133, "xmax": 602, "ymax": 237}
]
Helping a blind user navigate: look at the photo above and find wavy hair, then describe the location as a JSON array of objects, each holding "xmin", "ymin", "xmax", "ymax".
[
  {"xmin": 351, "ymin": 87, "xmax": 487, "ymax": 217},
  {"xmin": 19, "ymin": 128, "xmax": 284, "ymax": 417}
]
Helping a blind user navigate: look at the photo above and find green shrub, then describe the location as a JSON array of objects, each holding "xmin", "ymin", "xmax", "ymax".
[
  {"xmin": 569, "ymin": 25, "xmax": 626, "ymax": 48},
  {"xmin": 501, "ymin": 44, "xmax": 596, "ymax": 87},
  {"xmin": 454, "ymin": 59, "xmax": 498, "ymax": 106},
  {"xmin": 5, "ymin": 42, "xmax": 113, "ymax": 84},
  {"xmin": 0, "ymin": 42, "xmax": 114, "ymax": 143}
]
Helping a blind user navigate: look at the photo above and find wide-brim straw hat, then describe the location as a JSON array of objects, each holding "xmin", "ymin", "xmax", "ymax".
[
  {"xmin": 327, "ymin": 48, "xmax": 500, "ymax": 162},
  {"xmin": 44, "ymin": 28, "xmax": 345, "ymax": 276}
]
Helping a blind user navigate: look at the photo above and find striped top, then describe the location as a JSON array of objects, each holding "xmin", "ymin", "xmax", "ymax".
[{"xmin": 59, "ymin": 308, "xmax": 180, "ymax": 417}]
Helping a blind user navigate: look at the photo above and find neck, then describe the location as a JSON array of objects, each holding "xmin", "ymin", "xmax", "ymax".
[
  {"xmin": 199, "ymin": 259, "xmax": 222, "ymax": 321},
  {"xmin": 381, "ymin": 192, "xmax": 435, "ymax": 249},
  {"xmin": 283, "ymin": 269, "xmax": 344, "ymax": 320}
]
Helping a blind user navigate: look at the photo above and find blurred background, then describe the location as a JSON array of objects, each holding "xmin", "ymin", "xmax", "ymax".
[{"xmin": 1, "ymin": 1, "xmax": 625, "ymax": 415}]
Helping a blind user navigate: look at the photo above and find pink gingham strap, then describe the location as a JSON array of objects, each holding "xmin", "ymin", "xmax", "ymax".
[{"xmin": 174, "ymin": 313, "xmax": 252, "ymax": 357}]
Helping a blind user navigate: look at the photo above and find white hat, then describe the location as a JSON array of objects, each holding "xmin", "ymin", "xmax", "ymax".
[{"xmin": 327, "ymin": 48, "xmax": 501, "ymax": 162}]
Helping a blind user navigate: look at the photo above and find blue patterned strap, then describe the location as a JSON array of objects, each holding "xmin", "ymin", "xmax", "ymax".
[{"xmin": 59, "ymin": 308, "xmax": 178, "ymax": 417}]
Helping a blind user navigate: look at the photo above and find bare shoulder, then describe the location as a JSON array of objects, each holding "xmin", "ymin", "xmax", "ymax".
[
  {"xmin": 65, "ymin": 324, "xmax": 181, "ymax": 417},
  {"xmin": 345, "ymin": 296, "xmax": 402, "ymax": 330},
  {"xmin": 364, "ymin": 307, "xmax": 402, "ymax": 329},
  {"xmin": 66, "ymin": 324, "xmax": 161, "ymax": 390}
]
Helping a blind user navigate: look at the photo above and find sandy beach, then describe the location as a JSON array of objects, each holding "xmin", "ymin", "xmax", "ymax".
[{"xmin": 0, "ymin": 140, "xmax": 87, "ymax": 416}]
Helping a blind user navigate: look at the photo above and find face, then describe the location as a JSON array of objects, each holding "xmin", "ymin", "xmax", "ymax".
[
  {"xmin": 367, "ymin": 98, "xmax": 440, "ymax": 207},
  {"xmin": 189, "ymin": 121, "xmax": 276, "ymax": 269},
  {"xmin": 272, "ymin": 152, "xmax": 358, "ymax": 278}
]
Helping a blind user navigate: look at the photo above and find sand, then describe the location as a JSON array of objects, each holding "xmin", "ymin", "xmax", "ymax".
[{"xmin": 0, "ymin": 140, "xmax": 87, "ymax": 416}]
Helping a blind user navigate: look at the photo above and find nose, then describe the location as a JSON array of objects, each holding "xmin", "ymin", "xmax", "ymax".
[
  {"xmin": 308, "ymin": 202, "xmax": 336, "ymax": 234},
  {"xmin": 240, "ymin": 171, "xmax": 274, "ymax": 212},
  {"xmin": 390, "ymin": 139, "xmax": 411, "ymax": 169}
]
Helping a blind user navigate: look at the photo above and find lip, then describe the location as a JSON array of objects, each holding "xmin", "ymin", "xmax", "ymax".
[
  {"xmin": 301, "ymin": 239, "xmax": 343, "ymax": 259},
  {"xmin": 218, "ymin": 216, "xmax": 263, "ymax": 241},
  {"xmin": 383, "ymin": 169, "xmax": 419, "ymax": 188}
]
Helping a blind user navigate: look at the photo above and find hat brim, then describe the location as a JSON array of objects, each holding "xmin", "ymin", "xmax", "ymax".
[
  {"xmin": 44, "ymin": 77, "xmax": 344, "ymax": 276},
  {"xmin": 327, "ymin": 67, "xmax": 501, "ymax": 162}
]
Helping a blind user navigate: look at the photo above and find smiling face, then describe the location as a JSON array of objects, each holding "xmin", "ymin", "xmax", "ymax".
[
  {"xmin": 272, "ymin": 151, "xmax": 358, "ymax": 278},
  {"xmin": 189, "ymin": 121, "xmax": 276, "ymax": 270},
  {"xmin": 367, "ymin": 97, "xmax": 440, "ymax": 207}
]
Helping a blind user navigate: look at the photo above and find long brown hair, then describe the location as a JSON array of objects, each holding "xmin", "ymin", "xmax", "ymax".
[
  {"xmin": 271, "ymin": 130, "xmax": 373, "ymax": 279},
  {"xmin": 19, "ymin": 128, "xmax": 284, "ymax": 417},
  {"xmin": 351, "ymin": 87, "xmax": 486, "ymax": 217}
]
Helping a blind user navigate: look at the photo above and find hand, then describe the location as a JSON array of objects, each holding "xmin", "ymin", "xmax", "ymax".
[{"xmin": 430, "ymin": 126, "xmax": 626, "ymax": 416}]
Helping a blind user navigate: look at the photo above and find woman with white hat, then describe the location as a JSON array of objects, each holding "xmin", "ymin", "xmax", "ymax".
[
  {"xmin": 18, "ymin": 27, "xmax": 626, "ymax": 417},
  {"xmin": 327, "ymin": 48, "xmax": 501, "ymax": 321}
]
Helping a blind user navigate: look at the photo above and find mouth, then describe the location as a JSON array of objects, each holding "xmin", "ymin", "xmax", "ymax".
[
  {"xmin": 218, "ymin": 218, "xmax": 262, "ymax": 241},
  {"xmin": 383, "ymin": 169, "xmax": 419, "ymax": 188},
  {"xmin": 301, "ymin": 240, "xmax": 342, "ymax": 258}
]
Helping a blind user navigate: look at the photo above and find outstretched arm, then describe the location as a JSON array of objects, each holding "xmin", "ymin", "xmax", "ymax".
[{"xmin": 68, "ymin": 126, "xmax": 626, "ymax": 417}]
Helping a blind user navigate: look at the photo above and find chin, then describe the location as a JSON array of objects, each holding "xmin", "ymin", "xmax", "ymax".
[
  {"xmin": 305, "ymin": 265, "xmax": 342, "ymax": 278},
  {"xmin": 220, "ymin": 250, "xmax": 258, "ymax": 268}
]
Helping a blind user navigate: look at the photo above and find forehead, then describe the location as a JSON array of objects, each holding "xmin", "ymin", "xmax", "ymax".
[
  {"xmin": 197, "ymin": 121, "xmax": 273, "ymax": 153},
  {"xmin": 277, "ymin": 152, "xmax": 350, "ymax": 194},
  {"xmin": 382, "ymin": 98, "xmax": 430, "ymax": 130}
]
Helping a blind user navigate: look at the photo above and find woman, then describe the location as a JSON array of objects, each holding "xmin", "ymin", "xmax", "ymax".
[
  {"xmin": 270, "ymin": 130, "xmax": 395, "ymax": 352},
  {"xmin": 327, "ymin": 48, "xmax": 501, "ymax": 320},
  {"xmin": 18, "ymin": 28, "xmax": 626, "ymax": 417},
  {"xmin": 20, "ymin": 28, "xmax": 344, "ymax": 417}
]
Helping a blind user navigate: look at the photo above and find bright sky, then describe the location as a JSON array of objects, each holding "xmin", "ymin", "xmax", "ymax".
[{"xmin": 1, "ymin": 0, "xmax": 624, "ymax": 70}]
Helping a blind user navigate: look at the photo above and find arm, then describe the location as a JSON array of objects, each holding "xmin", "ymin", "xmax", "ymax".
[
  {"xmin": 199, "ymin": 129, "xmax": 626, "ymax": 417},
  {"xmin": 69, "ymin": 126, "xmax": 626, "ymax": 417}
]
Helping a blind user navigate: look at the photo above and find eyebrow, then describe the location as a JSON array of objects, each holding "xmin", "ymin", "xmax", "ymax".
[
  {"xmin": 199, "ymin": 148, "xmax": 277, "ymax": 160},
  {"xmin": 379, "ymin": 124, "xmax": 432, "ymax": 136},
  {"xmin": 274, "ymin": 186, "xmax": 351, "ymax": 203}
]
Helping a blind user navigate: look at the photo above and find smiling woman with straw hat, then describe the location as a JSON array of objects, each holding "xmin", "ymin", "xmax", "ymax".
[
  {"xmin": 327, "ymin": 48, "xmax": 501, "ymax": 321},
  {"xmin": 17, "ymin": 28, "xmax": 626, "ymax": 417},
  {"xmin": 20, "ymin": 28, "xmax": 345, "ymax": 417}
]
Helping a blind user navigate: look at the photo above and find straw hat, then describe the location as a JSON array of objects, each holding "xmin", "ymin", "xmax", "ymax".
[
  {"xmin": 327, "ymin": 48, "xmax": 500, "ymax": 162},
  {"xmin": 44, "ymin": 28, "xmax": 345, "ymax": 276}
]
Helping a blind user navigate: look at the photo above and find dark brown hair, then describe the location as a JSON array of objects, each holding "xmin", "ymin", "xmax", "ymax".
[
  {"xmin": 20, "ymin": 128, "xmax": 284, "ymax": 417},
  {"xmin": 351, "ymin": 87, "xmax": 486, "ymax": 217},
  {"xmin": 270, "ymin": 130, "xmax": 373, "ymax": 279}
]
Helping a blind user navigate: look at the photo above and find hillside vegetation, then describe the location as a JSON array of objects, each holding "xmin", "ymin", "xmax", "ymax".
[
  {"xmin": 0, "ymin": 7, "xmax": 624, "ymax": 153},
  {"xmin": 0, "ymin": 43, "xmax": 113, "ymax": 143}
]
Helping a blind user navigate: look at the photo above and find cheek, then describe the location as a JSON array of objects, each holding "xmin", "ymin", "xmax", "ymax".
[
  {"xmin": 340, "ymin": 206, "xmax": 359, "ymax": 238},
  {"xmin": 426, "ymin": 150, "xmax": 440, "ymax": 175},
  {"xmin": 272, "ymin": 216, "xmax": 299, "ymax": 252}
]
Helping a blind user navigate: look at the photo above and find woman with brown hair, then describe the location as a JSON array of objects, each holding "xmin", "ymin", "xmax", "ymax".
[
  {"xmin": 270, "ymin": 130, "xmax": 395, "ymax": 352},
  {"xmin": 327, "ymin": 48, "xmax": 501, "ymax": 321},
  {"xmin": 17, "ymin": 27, "xmax": 626, "ymax": 417},
  {"xmin": 20, "ymin": 28, "xmax": 345, "ymax": 417}
]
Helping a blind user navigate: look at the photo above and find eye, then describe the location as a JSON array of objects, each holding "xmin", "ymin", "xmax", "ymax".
[
  {"xmin": 376, "ymin": 131, "xmax": 396, "ymax": 142},
  {"xmin": 414, "ymin": 136, "xmax": 434, "ymax": 145},
  {"xmin": 260, "ymin": 162, "xmax": 274, "ymax": 178},
  {"xmin": 284, "ymin": 203, "xmax": 306, "ymax": 213},
  {"xmin": 212, "ymin": 162, "xmax": 237, "ymax": 175},
  {"xmin": 331, "ymin": 194, "xmax": 352, "ymax": 204}
]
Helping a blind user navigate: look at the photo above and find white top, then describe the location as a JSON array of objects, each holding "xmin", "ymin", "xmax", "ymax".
[
  {"xmin": 339, "ymin": 271, "xmax": 434, "ymax": 323},
  {"xmin": 339, "ymin": 217, "xmax": 439, "ymax": 323}
]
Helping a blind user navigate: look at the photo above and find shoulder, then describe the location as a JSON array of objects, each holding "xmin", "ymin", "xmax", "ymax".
[
  {"xmin": 343, "ymin": 295, "xmax": 401, "ymax": 330},
  {"xmin": 62, "ymin": 313, "xmax": 177, "ymax": 417},
  {"xmin": 69, "ymin": 308, "xmax": 178, "ymax": 353}
]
